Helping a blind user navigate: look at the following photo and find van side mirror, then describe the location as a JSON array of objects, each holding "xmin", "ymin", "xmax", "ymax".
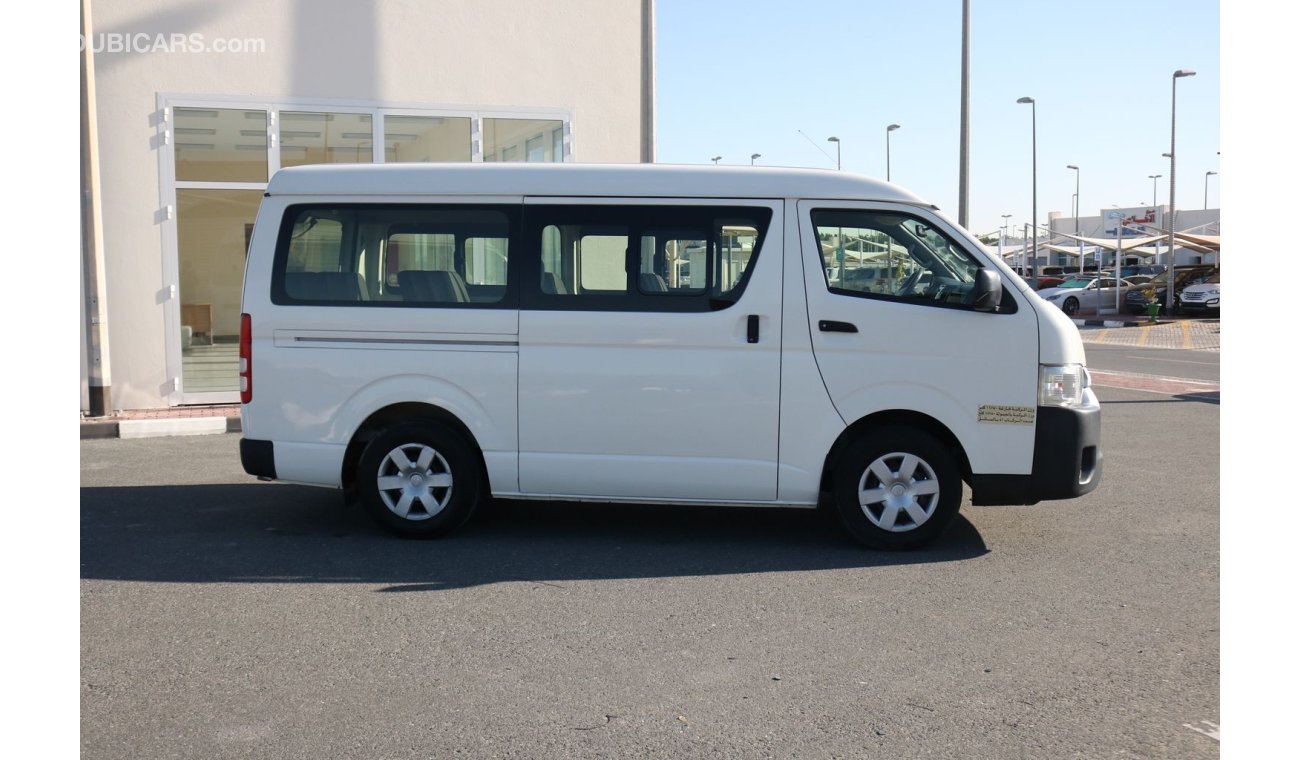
[{"xmin": 973, "ymin": 268, "xmax": 1002, "ymax": 312}]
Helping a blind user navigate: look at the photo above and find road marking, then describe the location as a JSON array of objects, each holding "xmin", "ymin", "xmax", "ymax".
[
  {"xmin": 1183, "ymin": 720, "xmax": 1220, "ymax": 741},
  {"xmin": 1137, "ymin": 325, "xmax": 1150, "ymax": 347},
  {"xmin": 1182, "ymin": 319, "xmax": 1192, "ymax": 349},
  {"xmin": 1119, "ymin": 354, "xmax": 1219, "ymax": 366},
  {"xmin": 1089, "ymin": 369, "xmax": 1220, "ymax": 396}
]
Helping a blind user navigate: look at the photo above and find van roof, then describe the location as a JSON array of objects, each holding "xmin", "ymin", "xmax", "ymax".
[{"xmin": 265, "ymin": 162, "xmax": 931, "ymax": 205}]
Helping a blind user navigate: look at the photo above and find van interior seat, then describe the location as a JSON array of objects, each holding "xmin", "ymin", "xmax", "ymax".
[
  {"xmin": 540, "ymin": 271, "xmax": 568, "ymax": 295},
  {"xmin": 638, "ymin": 272, "xmax": 669, "ymax": 293},
  {"xmin": 397, "ymin": 269, "xmax": 471, "ymax": 303},
  {"xmin": 285, "ymin": 271, "xmax": 369, "ymax": 302}
]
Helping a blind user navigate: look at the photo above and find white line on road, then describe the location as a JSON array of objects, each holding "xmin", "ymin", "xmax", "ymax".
[
  {"xmin": 1183, "ymin": 720, "xmax": 1220, "ymax": 741},
  {"xmin": 1119, "ymin": 354, "xmax": 1220, "ymax": 366}
]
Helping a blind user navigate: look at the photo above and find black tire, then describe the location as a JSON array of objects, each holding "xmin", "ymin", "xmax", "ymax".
[
  {"xmin": 356, "ymin": 421, "xmax": 481, "ymax": 538},
  {"xmin": 1062, "ymin": 297, "xmax": 1079, "ymax": 316},
  {"xmin": 832, "ymin": 427, "xmax": 962, "ymax": 550}
]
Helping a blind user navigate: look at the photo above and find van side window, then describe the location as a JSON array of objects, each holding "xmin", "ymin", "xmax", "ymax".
[
  {"xmin": 812, "ymin": 209, "xmax": 986, "ymax": 309},
  {"xmin": 529, "ymin": 205, "xmax": 771, "ymax": 311},
  {"xmin": 272, "ymin": 205, "xmax": 515, "ymax": 307}
]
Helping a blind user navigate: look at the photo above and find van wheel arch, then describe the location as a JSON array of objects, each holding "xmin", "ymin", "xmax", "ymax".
[
  {"xmin": 342, "ymin": 403, "xmax": 489, "ymax": 498},
  {"xmin": 819, "ymin": 410, "xmax": 972, "ymax": 504}
]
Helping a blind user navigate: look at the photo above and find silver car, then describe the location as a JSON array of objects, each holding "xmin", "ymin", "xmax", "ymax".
[{"xmin": 1038, "ymin": 276, "xmax": 1140, "ymax": 316}]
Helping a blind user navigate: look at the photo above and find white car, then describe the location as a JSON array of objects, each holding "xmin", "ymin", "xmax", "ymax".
[
  {"xmin": 1178, "ymin": 272, "xmax": 1220, "ymax": 314},
  {"xmin": 1038, "ymin": 276, "xmax": 1140, "ymax": 317}
]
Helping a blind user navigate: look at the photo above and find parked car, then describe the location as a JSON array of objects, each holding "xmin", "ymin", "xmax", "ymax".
[
  {"xmin": 1123, "ymin": 265, "xmax": 1217, "ymax": 315},
  {"xmin": 1022, "ymin": 275, "xmax": 1067, "ymax": 290},
  {"xmin": 1116, "ymin": 264, "xmax": 1165, "ymax": 279},
  {"xmin": 1177, "ymin": 271, "xmax": 1220, "ymax": 314},
  {"xmin": 1038, "ymin": 276, "xmax": 1141, "ymax": 316}
]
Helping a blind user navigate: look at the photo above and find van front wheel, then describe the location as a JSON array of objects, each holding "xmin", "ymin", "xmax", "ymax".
[
  {"xmin": 832, "ymin": 427, "xmax": 961, "ymax": 550},
  {"xmin": 356, "ymin": 421, "xmax": 481, "ymax": 538}
]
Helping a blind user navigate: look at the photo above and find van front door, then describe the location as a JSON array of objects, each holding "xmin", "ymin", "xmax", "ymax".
[
  {"xmin": 797, "ymin": 201, "xmax": 1040, "ymax": 479},
  {"xmin": 516, "ymin": 200, "xmax": 783, "ymax": 501}
]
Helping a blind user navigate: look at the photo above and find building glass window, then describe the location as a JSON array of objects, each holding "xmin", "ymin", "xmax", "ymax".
[
  {"xmin": 483, "ymin": 118, "xmax": 564, "ymax": 163},
  {"xmin": 280, "ymin": 111, "xmax": 374, "ymax": 167},
  {"xmin": 174, "ymin": 107, "xmax": 268, "ymax": 182},
  {"xmin": 384, "ymin": 116, "xmax": 472, "ymax": 162}
]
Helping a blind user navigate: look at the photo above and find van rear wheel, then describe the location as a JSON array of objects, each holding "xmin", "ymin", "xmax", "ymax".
[
  {"xmin": 356, "ymin": 421, "xmax": 481, "ymax": 538},
  {"xmin": 832, "ymin": 427, "xmax": 961, "ymax": 550}
]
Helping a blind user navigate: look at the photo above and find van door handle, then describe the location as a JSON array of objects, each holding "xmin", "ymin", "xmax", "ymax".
[
  {"xmin": 747, "ymin": 315, "xmax": 760, "ymax": 344},
  {"xmin": 818, "ymin": 320, "xmax": 858, "ymax": 333}
]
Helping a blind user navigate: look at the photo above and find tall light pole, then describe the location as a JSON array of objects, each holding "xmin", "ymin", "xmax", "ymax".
[
  {"xmin": 1017, "ymin": 97, "xmax": 1037, "ymax": 274},
  {"xmin": 1148, "ymin": 174, "xmax": 1162, "ymax": 208},
  {"xmin": 958, "ymin": 0, "xmax": 970, "ymax": 228},
  {"xmin": 1167, "ymin": 69, "xmax": 1196, "ymax": 315},
  {"xmin": 1001, "ymin": 213, "xmax": 1012, "ymax": 269},
  {"xmin": 711, "ymin": 155, "xmax": 721, "ymax": 165},
  {"xmin": 886, "ymin": 124, "xmax": 900, "ymax": 181},
  {"xmin": 1205, "ymin": 170, "xmax": 1217, "ymax": 209},
  {"xmin": 1067, "ymin": 165, "xmax": 1081, "ymax": 275},
  {"xmin": 827, "ymin": 136, "xmax": 841, "ymax": 170},
  {"xmin": 750, "ymin": 153, "xmax": 761, "ymax": 166}
]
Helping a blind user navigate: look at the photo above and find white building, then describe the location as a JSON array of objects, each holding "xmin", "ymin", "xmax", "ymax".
[
  {"xmin": 1045, "ymin": 206, "xmax": 1220, "ymax": 268},
  {"xmin": 81, "ymin": 0, "xmax": 654, "ymax": 413}
]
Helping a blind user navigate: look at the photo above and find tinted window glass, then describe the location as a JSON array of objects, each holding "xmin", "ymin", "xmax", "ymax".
[
  {"xmin": 272, "ymin": 205, "xmax": 514, "ymax": 306},
  {"xmin": 530, "ymin": 205, "xmax": 772, "ymax": 311},
  {"xmin": 813, "ymin": 209, "xmax": 987, "ymax": 309}
]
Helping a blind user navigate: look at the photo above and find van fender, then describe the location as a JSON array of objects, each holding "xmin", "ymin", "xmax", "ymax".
[
  {"xmin": 830, "ymin": 381, "xmax": 1027, "ymax": 475},
  {"xmin": 331, "ymin": 373, "xmax": 513, "ymax": 455}
]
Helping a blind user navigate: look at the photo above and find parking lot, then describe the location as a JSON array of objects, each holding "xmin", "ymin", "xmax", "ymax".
[{"xmin": 80, "ymin": 369, "xmax": 1220, "ymax": 759}]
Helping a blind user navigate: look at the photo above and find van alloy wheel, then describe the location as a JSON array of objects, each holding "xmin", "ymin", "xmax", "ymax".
[
  {"xmin": 356, "ymin": 421, "xmax": 481, "ymax": 538},
  {"xmin": 832, "ymin": 426, "xmax": 961, "ymax": 550},
  {"xmin": 376, "ymin": 443, "xmax": 454, "ymax": 520},
  {"xmin": 857, "ymin": 452, "xmax": 940, "ymax": 531}
]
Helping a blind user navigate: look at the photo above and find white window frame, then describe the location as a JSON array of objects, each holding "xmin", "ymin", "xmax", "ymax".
[{"xmin": 157, "ymin": 93, "xmax": 573, "ymax": 405}]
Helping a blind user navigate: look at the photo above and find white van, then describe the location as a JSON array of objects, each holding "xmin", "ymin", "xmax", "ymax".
[{"xmin": 239, "ymin": 163, "xmax": 1100, "ymax": 549}]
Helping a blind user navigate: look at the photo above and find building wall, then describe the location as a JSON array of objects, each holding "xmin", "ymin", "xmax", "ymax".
[{"xmin": 89, "ymin": 0, "xmax": 647, "ymax": 410}]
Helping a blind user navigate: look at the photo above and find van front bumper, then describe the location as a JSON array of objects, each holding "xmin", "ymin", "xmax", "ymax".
[{"xmin": 970, "ymin": 396, "xmax": 1101, "ymax": 506}]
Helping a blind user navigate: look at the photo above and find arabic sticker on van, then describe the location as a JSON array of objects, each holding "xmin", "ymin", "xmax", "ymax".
[{"xmin": 978, "ymin": 405, "xmax": 1036, "ymax": 425}]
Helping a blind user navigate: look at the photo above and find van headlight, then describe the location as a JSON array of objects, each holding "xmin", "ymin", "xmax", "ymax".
[{"xmin": 1039, "ymin": 364, "xmax": 1088, "ymax": 407}]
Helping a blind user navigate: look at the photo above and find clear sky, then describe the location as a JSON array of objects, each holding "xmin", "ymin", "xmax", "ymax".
[{"xmin": 655, "ymin": 0, "xmax": 1220, "ymax": 238}]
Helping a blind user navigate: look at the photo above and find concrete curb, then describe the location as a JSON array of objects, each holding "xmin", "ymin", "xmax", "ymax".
[
  {"xmin": 1072, "ymin": 317, "xmax": 1151, "ymax": 328},
  {"xmin": 81, "ymin": 415, "xmax": 241, "ymax": 440}
]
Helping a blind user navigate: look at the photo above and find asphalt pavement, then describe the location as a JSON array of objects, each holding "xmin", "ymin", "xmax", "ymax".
[{"xmin": 81, "ymin": 369, "xmax": 1220, "ymax": 759}]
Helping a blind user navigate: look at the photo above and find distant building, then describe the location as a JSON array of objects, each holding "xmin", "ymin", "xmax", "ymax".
[{"xmin": 81, "ymin": 0, "xmax": 655, "ymax": 412}]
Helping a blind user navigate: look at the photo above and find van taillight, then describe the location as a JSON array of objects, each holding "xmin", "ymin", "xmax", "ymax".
[{"xmin": 239, "ymin": 313, "xmax": 252, "ymax": 404}]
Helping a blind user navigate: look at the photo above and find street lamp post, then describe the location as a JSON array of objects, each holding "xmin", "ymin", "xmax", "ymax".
[
  {"xmin": 886, "ymin": 124, "xmax": 900, "ymax": 181},
  {"xmin": 958, "ymin": 0, "xmax": 970, "ymax": 228},
  {"xmin": 710, "ymin": 156, "xmax": 721, "ymax": 165},
  {"xmin": 750, "ymin": 153, "xmax": 761, "ymax": 166},
  {"xmin": 1017, "ymin": 97, "xmax": 1037, "ymax": 274},
  {"xmin": 1205, "ymin": 170, "xmax": 1217, "ymax": 209},
  {"xmin": 1067, "ymin": 165, "xmax": 1081, "ymax": 275},
  {"xmin": 1001, "ymin": 213, "xmax": 1012, "ymax": 269},
  {"xmin": 1148, "ymin": 174, "xmax": 1162, "ymax": 208},
  {"xmin": 1167, "ymin": 69, "xmax": 1196, "ymax": 315},
  {"xmin": 827, "ymin": 136, "xmax": 841, "ymax": 170}
]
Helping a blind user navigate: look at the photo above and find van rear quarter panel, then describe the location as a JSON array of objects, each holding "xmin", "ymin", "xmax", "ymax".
[{"xmin": 241, "ymin": 195, "xmax": 520, "ymax": 490}]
